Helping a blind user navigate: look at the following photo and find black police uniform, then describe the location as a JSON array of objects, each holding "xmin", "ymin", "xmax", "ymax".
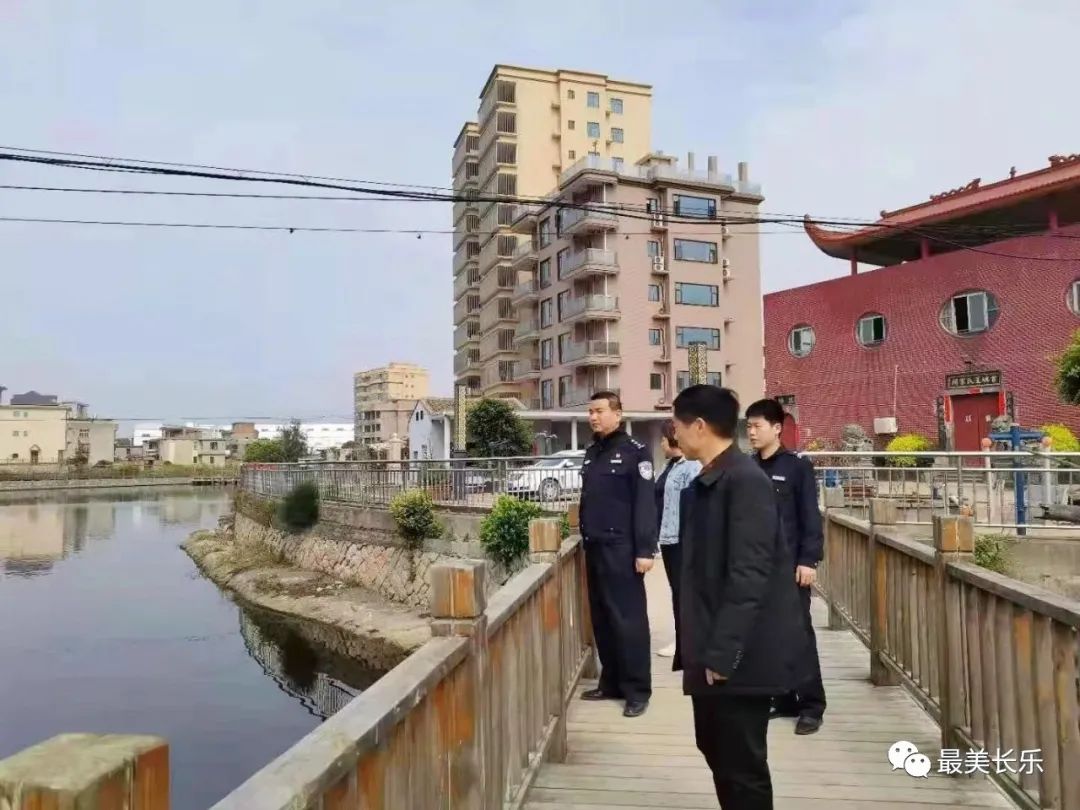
[
  {"xmin": 754, "ymin": 447, "xmax": 826, "ymax": 720},
  {"xmin": 579, "ymin": 427, "xmax": 658, "ymax": 705}
]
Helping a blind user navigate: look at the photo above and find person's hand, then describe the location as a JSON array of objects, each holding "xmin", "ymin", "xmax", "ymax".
[
  {"xmin": 796, "ymin": 565, "xmax": 817, "ymax": 588},
  {"xmin": 705, "ymin": 669, "xmax": 727, "ymax": 686},
  {"xmin": 635, "ymin": 557, "xmax": 654, "ymax": 574}
]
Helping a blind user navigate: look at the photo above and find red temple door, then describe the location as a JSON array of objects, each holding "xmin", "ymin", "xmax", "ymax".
[
  {"xmin": 952, "ymin": 393, "xmax": 999, "ymax": 455},
  {"xmin": 781, "ymin": 412, "xmax": 799, "ymax": 449}
]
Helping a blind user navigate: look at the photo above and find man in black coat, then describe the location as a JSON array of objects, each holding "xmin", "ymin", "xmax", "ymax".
[
  {"xmin": 578, "ymin": 390, "xmax": 658, "ymax": 718},
  {"xmin": 671, "ymin": 385, "xmax": 808, "ymax": 810}
]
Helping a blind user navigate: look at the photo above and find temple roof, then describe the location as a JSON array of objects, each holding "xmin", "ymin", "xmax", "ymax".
[{"xmin": 805, "ymin": 153, "xmax": 1080, "ymax": 265}]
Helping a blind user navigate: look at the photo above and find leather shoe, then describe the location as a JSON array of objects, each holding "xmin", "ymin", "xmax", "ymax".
[
  {"xmin": 623, "ymin": 700, "xmax": 648, "ymax": 718},
  {"xmin": 795, "ymin": 715, "xmax": 822, "ymax": 735},
  {"xmin": 580, "ymin": 688, "xmax": 619, "ymax": 701}
]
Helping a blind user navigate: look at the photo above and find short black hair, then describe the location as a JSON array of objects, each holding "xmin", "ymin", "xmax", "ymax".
[
  {"xmin": 590, "ymin": 390, "xmax": 622, "ymax": 411},
  {"xmin": 672, "ymin": 385, "xmax": 740, "ymax": 439},
  {"xmin": 745, "ymin": 398, "xmax": 785, "ymax": 427}
]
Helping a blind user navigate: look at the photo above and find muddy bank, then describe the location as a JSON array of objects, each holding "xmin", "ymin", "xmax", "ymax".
[{"xmin": 183, "ymin": 530, "xmax": 430, "ymax": 673}]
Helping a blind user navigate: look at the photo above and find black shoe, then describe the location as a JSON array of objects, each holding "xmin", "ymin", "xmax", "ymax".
[
  {"xmin": 795, "ymin": 715, "xmax": 822, "ymax": 735},
  {"xmin": 623, "ymin": 700, "xmax": 648, "ymax": 718},
  {"xmin": 769, "ymin": 707, "xmax": 799, "ymax": 720},
  {"xmin": 581, "ymin": 688, "xmax": 619, "ymax": 701}
]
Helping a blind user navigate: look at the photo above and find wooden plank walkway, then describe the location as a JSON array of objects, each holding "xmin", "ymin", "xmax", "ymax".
[{"xmin": 525, "ymin": 596, "xmax": 1014, "ymax": 810}]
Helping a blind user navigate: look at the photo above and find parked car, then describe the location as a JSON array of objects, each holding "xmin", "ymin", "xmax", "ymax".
[{"xmin": 505, "ymin": 451, "xmax": 584, "ymax": 501}]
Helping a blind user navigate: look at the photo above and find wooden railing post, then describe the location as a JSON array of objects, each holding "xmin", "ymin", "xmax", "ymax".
[
  {"xmin": 869, "ymin": 499, "xmax": 901, "ymax": 686},
  {"xmin": 430, "ymin": 561, "xmax": 491, "ymax": 810},
  {"xmin": 569, "ymin": 502, "xmax": 598, "ymax": 679},
  {"xmin": 529, "ymin": 517, "xmax": 566, "ymax": 762},
  {"xmin": 933, "ymin": 514, "xmax": 973, "ymax": 755},
  {"xmin": 823, "ymin": 509, "xmax": 845, "ymax": 630},
  {"xmin": 0, "ymin": 733, "xmax": 169, "ymax": 809}
]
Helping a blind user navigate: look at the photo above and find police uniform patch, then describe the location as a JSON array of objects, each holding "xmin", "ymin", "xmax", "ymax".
[{"xmin": 638, "ymin": 461, "xmax": 653, "ymax": 480}]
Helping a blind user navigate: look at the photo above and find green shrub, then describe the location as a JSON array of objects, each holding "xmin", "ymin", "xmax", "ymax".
[
  {"xmin": 974, "ymin": 533, "xmax": 1012, "ymax": 574},
  {"xmin": 390, "ymin": 490, "xmax": 441, "ymax": 549},
  {"xmin": 885, "ymin": 433, "xmax": 933, "ymax": 467},
  {"xmin": 559, "ymin": 511, "xmax": 571, "ymax": 540},
  {"xmin": 279, "ymin": 482, "xmax": 320, "ymax": 532},
  {"xmin": 1040, "ymin": 423, "xmax": 1080, "ymax": 452},
  {"xmin": 480, "ymin": 496, "xmax": 543, "ymax": 568}
]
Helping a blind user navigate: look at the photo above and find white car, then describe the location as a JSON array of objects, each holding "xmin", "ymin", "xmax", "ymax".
[{"xmin": 505, "ymin": 451, "xmax": 585, "ymax": 501}]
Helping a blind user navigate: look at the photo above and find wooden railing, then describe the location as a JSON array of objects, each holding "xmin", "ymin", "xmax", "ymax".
[
  {"xmin": 818, "ymin": 500, "xmax": 1080, "ymax": 810},
  {"xmin": 0, "ymin": 516, "xmax": 591, "ymax": 809}
]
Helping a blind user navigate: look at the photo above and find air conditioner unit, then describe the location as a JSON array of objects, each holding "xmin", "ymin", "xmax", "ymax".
[
  {"xmin": 721, "ymin": 224, "xmax": 731, "ymax": 238},
  {"xmin": 874, "ymin": 416, "xmax": 899, "ymax": 435},
  {"xmin": 652, "ymin": 256, "xmax": 666, "ymax": 273},
  {"xmin": 722, "ymin": 262, "xmax": 732, "ymax": 281}
]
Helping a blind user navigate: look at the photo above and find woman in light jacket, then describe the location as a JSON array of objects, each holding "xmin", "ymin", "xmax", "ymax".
[{"xmin": 655, "ymin": 420, "xmax": 701, "ymax": 658}]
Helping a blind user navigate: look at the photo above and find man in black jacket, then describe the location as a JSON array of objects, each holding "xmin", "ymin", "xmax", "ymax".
[
  {"xmin": 578, "ymin": 391, "xmax": 657, "ymax": 718},
  {"xmin": 671, "ymin": 385, "xmax": 808, "ymax": 810}
]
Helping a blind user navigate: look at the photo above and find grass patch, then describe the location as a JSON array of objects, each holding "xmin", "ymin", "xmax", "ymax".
[{"xmin": 973, "ymin": 533, "xmax": 1013, "ymax": 574}]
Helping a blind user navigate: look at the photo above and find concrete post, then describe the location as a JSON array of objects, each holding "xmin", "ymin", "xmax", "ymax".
[
  {"xmin": 868, "ymin": 498, "xmax": 901, "ymax": 686},
  {"xmin": 430, "ymin": 561, "xmax": 489, "ymax": 809},
  {"xmin": 0, "ymin": 733, "xmax": 169, "ymax": 809},
  {"xmin": 932, "ymin": 515, "xmax": 974, "ymax": 756}
]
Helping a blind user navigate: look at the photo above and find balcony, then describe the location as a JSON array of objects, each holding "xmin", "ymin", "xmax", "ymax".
[
  {"xmin": 511, "ymin": 280, "xmax": 539, "ymax": 305},
  {"xmin": 478, "ymin": 295, "xmax": 515, "ymax": 334},
  {"xmin": 479, "ymin": 234, "xmax": 517, "ymax": 274},
  {"xmin": 559, "ymin": 206, "xmax": 617, "ymax": 237},
  {"xmin": 479, "ymin": 267, "xmax": 516, "ymax": 305},
  {"xmin": 453, "ymin": 244, "xmax": 480, "ymax": 276},
  {"xmin": 563, "ymin": 340, "xmax": 620, "ymax": 367},
  {"xmin": 454, "ymin": 349, "xmax": 481, "ymax": 375},
  {"xmin": 561, "ymin": 295, "xmax": 620, "ymax": 323},
  {"xmin": 510, "ymin": 239, "xmax": 537, "ymax": 272},
  {"xmin": 509, "ymin": 203, "xmax": 541, "ymax": 234},
  {"xmin": 558, "ymin": 248, "xmax": 618, "ymax": 281},
  {"xmin": 514, "ymin": 317, "xmax": 541, "ymax": 344},
  {"xmin": 560, "ymin": 385, "xmax": 621, "ymax": 408},
  {"xmin": 513, "ymin": 358, "xmax": 542, "ymax": 381},
  {"xmin": 478, "ymin": 326, "xmax": 518, "ymax": 362},
  {"xmin": 481, "ymin": 360, "xmax": 518, "ymax": 390},
  {"xmin": 452, "ymin": 133, "xmax": 479, "ymax": 175},
  {"xmin": 453, "ymin": 198, "xmax": 479, "ymax": 226},
  {"xmin": 453, "ymin": 320, "xmax": 480, "ymax": 350},
  {"xmin": 453, "ymin": 269, "xmax": 480, "ymax": 301},
  {"xmin": 453, "ymin": 294, "xmax": 481, "ymax": 325}
]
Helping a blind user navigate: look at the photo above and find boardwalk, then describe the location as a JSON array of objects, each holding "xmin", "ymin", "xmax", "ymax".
[{"xmin": 526, "ymin": 573, "xmax": 1013, "ymax": 810}]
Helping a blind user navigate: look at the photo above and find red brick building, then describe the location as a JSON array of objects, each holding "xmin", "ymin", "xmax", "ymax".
[{"xmin": 764, "ymin": 154, "xmax": 1080, "ymax": 451}]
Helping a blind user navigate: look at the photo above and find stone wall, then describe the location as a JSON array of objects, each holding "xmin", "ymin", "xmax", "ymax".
[
  {"xmin": 234, "ymin": 496, "xmax": 515, "ymax": 610},
  {"xmin": 0, "ymin": 477, "xmax": 196, "ymax": 492}
]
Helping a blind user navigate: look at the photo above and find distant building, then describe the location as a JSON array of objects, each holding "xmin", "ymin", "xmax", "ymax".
[
  {"xmin": 254, "ymin": 422, "xmax": 353, "ymax": 453},
  {"xmin": 407, "ymin": 397, "xmax": 457, "ymax": 460},
  {"xmin": 65, "ymin": 418, "xmax": 117, "ymax": 466},
  {"xmin": 0, "ymin": 393, "xmax": 117, "ymax": 465},
  {"xmin": 9, "ymin": 391, "xmax": 59, "ymax": 407},
  {"xmin": 226, "ymin": 421, "xmax": 259, "ymax": 460},
  {"xmin": 354, "ymin": 363, "xmax": 430, "ymax": 446},
  {"xmin": 354, "ymin": 401, "xmax": 418, "ymax": 458}
]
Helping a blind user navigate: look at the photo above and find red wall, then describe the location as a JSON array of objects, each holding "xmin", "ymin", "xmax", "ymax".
[{"xmin": 764, "ymin": 225, "xmax": 1080, "ymax": 448}]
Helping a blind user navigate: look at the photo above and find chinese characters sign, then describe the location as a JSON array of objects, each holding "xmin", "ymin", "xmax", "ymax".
[{"xmin": 946, "ymin": 370, "xmax": 1002, "ymax": 389}]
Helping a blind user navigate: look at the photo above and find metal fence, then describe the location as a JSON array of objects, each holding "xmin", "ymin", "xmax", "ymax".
[
  {"xmin": 803, "ymin": 450, "xmax": 1080, "ymax": 532},
  {"xmin": 240, "ymin": 455, "xmax": 586, "ymax": 512}
]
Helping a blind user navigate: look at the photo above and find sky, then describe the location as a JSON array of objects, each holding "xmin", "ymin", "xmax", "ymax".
[{"xmin": 2, "ymin": 0, "xmax": 1078, "ymax": 426}]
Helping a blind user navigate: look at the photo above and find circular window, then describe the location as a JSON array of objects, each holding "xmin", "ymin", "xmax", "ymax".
[
  {"xmin": 788, "ymin": 325, "xmax": 815, "ymax": 357},
  {"xmin": 856, "ymin": 313, "xmax": 887, "ymax": 347},
  {"xmin": 939, "ymin": 290, "xmax": 999, "ymax": 336},
  {"xmin": 1068, "ymin": 280, "xmax": 1080, "ymax": 316}
]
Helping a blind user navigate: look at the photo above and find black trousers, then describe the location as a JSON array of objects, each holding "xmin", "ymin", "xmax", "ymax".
[
  {"xmin": 584, "ymin": 541, "xmax": 652, "ymax": 702},
  {"xmin": 774, "ymin": 585, "xmax": 826, "ymax": 719},
  {"xmin": 660, "ymin": 543, "xmax": 682, "ymax": 645},
  {"xmin": 693, "ymin": 694, "xmax": 773, "ymax": 810}
]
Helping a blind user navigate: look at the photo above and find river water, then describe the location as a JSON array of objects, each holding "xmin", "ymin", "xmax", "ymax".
[{"xmin": 0, "ymin": 486, "xmax": 380, "ymax": 809}]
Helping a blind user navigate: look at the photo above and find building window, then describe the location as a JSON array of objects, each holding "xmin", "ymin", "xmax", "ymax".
[
  {"xmin": 538, "ymin": 217, "xmax": 552, "ymax": 248},
  {"xmin": 647, "ymin": 240, "xmax": 661, "ymax": 258},
  {"xmin": 539, "ymin": 259, "xmax": 552, "ymax": 288},
  {"xmin": 940, "ymin": 290, "xmax": 999, "ymax": 335},
  {"xmin": 558, "ymin": 375, "xmax": 572, "ymax": 406},
  {"xmin": 675, "ymin": 283, "xmax": 719, "ymax": 307},
  {"xmin": 541, "ymin": 379, "xmax": 554, "ymax": 409},
  {"xmin": 557, "ymin": 290, "xmax": 570, "ymax": 321},
  {"xmin": 556, "ymin": 247, "xmax": 570, "ymax": 276},
  {"xmin": 496, "ymin": 111, "xmax": 516, "ymax": 134},
  {"xmin": 587, "ymin": 91, "xmax": 600, "ymax": 108},
  {"xmin": 673, "ymin": 239, "xmax": 718, "ymax": 263},
  {"xmin": 856, "ymin": 313, "xmax": 887, "ymax": 346},
  {"xmin": 673, "ymin": 194, "xmax": 717, "ymax": 219},
  {"xmin": 1070, "ymin": 280, "xmax": 1080, "ymax": 315},
  {"xmin": 568, "ymin": 149, "xmax": 576, "ymax": 160},
  {"xmin": 568, "ymin": 120, "xmax": 575, "ymax": 130},
  {"xmin": 648, "ymin": 329, "xmax": 662, "ymax": 346},
  {"xmin": 788, "ymin": 325, "xmax": 815, "ymax": 357},
  {"xmin": 612, "ymin": 157, "xmax": 624, "ymax": 172},
  {"xmin": 587, "ymin": 122, "xmax": 601, "ymax": 139},
  {"xmin": 676, "ymin": 371, "xmax": 721, "ymax": 391},
  {"xmin": 611, "ymin": 127, "xmax": 624, "ymax": 143},
  {"xmin": 540, "ymin": 298, "xmax": 554, "ymax": 328},
  {"xmin": 676, "ymin": 327, "xmax": 721, "ymax": 349},
  {"xmin": 648, "ymin": 284, "xmax": 662, "ymax": 303},
  {"xmin": 567, "ymin": 88, "xmax": 575, "ymax": 100},
  {"xmin": 650, "ymin": 373, "xmax": 663, "ymax": 390},
  {"xmin": 610, "ymin": 97, "xmax": 623, "ymax": 114},
  {"xmin": 541, "ymin": 338, "xmax": 553, "ymax": 368}
]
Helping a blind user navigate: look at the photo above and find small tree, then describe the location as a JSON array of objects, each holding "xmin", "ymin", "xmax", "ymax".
[
  {"xmin": 280, "ymin": 420, "xmax": 308, "ymax": 462},
  {"xmin": 1054, "ymin": 329, "xmax": 1080, "ymax": 405},
  {"xmin": 466, "ymin": 398, "xmax": 532, "ymax": 457},
  {"xmin": 244, "ymin": 439, "xmax": 286, "ymax": 462}
]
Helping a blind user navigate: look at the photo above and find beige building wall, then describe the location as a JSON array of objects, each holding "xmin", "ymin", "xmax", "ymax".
[
  {"xmin": 0, "ymin": 405, "xmax": 69, "ymax": 463},
  {"xmin": 356, "ymin": 399, "xmax": 417, "ymax": 457},
  {"xmin": 354, "ymin": 363, "xmax": 430, "ymax": 443},
  {"xmin": 159, "ymin": 438, "xmax": 196, "ymax": 466},
  {"xmin": 195, "ymin": 438, "xmax": 228, "ymax": 466},
  {"xmin": 511, "ymin": 153, "xmax": 765, "ymax": 413},
  {"xmin": 453, "ymin": 65, "xmax": 653, "ymax": 399},
  {"xmin": 66, "ymin": 420, "xmax": 118, "ymax": 465}
]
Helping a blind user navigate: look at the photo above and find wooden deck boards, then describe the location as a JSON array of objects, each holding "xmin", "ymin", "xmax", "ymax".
[{"xmin": 524, "ymin": 597, "xmax": 1013, "ymax": 810}]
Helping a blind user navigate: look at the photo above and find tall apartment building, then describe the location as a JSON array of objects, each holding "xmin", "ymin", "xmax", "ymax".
[
  {"xmin": 353, "ymin": 362, "xmax": 430, "ymax": 446},
  {"xmin": 508, "ymin": 152, "xmax": 766, "ymax": 413},
  {"xmin": 452, "ymin": 65, "xmax": 652, "ymax": 400}
]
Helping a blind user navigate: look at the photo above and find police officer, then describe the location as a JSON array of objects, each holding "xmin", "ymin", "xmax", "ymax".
[
  {"xmin": 746, "ymin": 397, "xmax": 826, "ymax": 734},
  {"xmin": 578, "ymin": 390, "xmax": 658, "ymax": 718}
]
